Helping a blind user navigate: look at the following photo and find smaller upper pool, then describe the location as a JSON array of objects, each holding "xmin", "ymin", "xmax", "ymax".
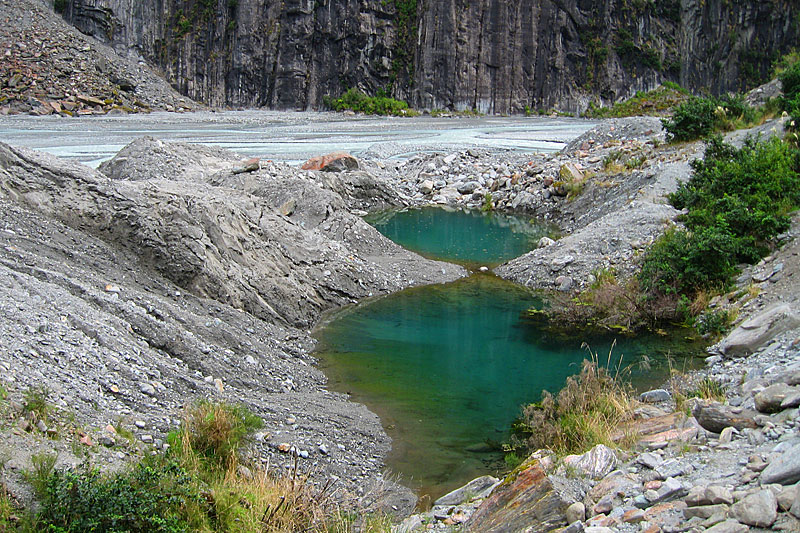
[{"xmin": 365, "ymin": 207, "xmax": 553, "ymax": 268}]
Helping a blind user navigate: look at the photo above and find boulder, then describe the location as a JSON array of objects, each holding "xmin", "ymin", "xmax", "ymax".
[
  {"xmin": 434, "ymin": 475, "xmax": 499, "ymax": 506},
  {"xmin": 538, "ymin": 236, "xmax": 555, "ymax": 248},
  {"xmin": 718, "ymin": 304, "xmax": 800, "ymax": 357},
  {"xmin": 301, "ymin": 152, "xmax": 359, "ymax": 172},
  {"xmin": 587, "ymin": 472, "xmax": 641, "ymax": 508},
  {"xmin": 639, "ymin": 389, "xmax": 671, "ymax": 403},
  {"xmin": 457, "ymin": 181, "xmax": 480, "ymax": 195},
  {"xmin": 562, "ymin": 444, "xmax": 618, "ymax": 480},
  {"xmin": 731, "ymin": 489, "xmax": 777, "ymax": 527},
  {"xmin": 705, "ymin": 520, "xmax": 750, "ymax": 533},
  {"xmin": 565, "ymin": 502, "xmax": 585, "ymax": 523},
  {"xmin": 761, "ymin": 442, "xmax": 800, "ymax": 485},
  {"xmin": 792, "ymin": 485, "xmax": 800, "ymax": 518},
  {"xmin": 692, "ymin": 401, "xmax": 758, "ymax": 434},
  {"xmin": 466, "ymin": 459, "xmax": 576, "ymax": 532},
  {"xmin": 419, "ymin": 179, "xmax": 435, "ymax": 195},
  {"xmin": 755, "ymin": 383, "xmax": 798, "ymax": 413}
]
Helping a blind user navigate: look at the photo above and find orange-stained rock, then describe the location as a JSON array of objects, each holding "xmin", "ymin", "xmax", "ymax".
[
  {"xmin": 301, "ymin": 152, "xmax": 359, "ymax": 172},
  {"xmin": 466, "ymin": 458, "xmax": 576, "ymax": 532}
]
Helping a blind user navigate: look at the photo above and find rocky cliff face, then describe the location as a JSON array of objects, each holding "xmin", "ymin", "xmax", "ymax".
[{"xmin": 57, "ymin": 0, "xmax": 798, "ymax": 113}]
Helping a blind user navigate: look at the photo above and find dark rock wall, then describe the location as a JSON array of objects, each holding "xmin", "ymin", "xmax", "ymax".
[{"xmin": 58, "ymin": 0, "xmax": 799, "ymax": 113}]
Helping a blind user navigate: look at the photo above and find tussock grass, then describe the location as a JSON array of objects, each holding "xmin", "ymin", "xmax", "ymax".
[
  {"xmin": 509, "ymin": 348, "xmax": 637, "ymax": 458},
  {"xmin": 19, "ymin": 401, "xmax": 391, "ymax": 533}
]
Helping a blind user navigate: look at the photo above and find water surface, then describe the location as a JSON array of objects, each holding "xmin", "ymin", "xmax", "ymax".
[
  {"xmin": 316, "ymin": 274, "xmax": 704, "ymax": 500},
  {"xmin": 366, "ymin": 207, "xmax": 553, "ymax": 268}
]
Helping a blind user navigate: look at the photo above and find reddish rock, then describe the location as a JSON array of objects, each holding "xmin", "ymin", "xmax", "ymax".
[
  {"xmin": 623, "ymin": 508, "xmax": 646, "ymax": 523},
  {"xmin": 644, "ymin": 501, "xmax": 687, "ymax": 531},
  {"xmin": 645, "ymin": 480, "xmax": 663, "ymax": 490},
  {"xmin": 301, "ymin": 152, "xmax": 359, "ymax": 172},
  {"xmin": 466, "ymin": 458, "xmax": 574, "ymax": 532}
]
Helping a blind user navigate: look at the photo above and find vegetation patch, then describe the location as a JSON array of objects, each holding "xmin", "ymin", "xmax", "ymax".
[
  {"xmin": 662, "ymin": 94, "xmax": 778, "ymax": 142},
  {"xmin": 13, "ymin": 401, "xmax": 388, "ymax": 532},
  {"xmin": 640, "ymin": 136, "xmax": 800, "ymax": 297},
  {"xmin": 586, "ymin": 83, "xmax": 690, "ymax": 118},
  {"xmin": 507, "ymin": 356, "xmax": 636, "ymax": 459},
  {"xmin": 324, "ymin": 88, "xmax": 416, "ymax": 116}
]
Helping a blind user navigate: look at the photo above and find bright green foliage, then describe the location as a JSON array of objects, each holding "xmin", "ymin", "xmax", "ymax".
[
  {"xmin": 325, "ymin": 88, "xmax": 413, "ymax": 116},
  {"xmin": 696, "ymin": 308, "xmax": 735, "ymax": 337},
  {"xmin": 661, "ymin": 94, "xmax": 760, "ymax": 142},
  {"xmin": 639, "ymin": 226, "xmax": 741, "ymax": 295},
  {"xmin": 35, "ymin": 461, "xmax": 199, "ymax": 533},
  {"xmin": 780, "ymin": 60, "xmax": 800, "ymax": 143},
  {"xmin": 779, "ymin": 60, "xmax": 800, "ymax": 109},
  {"xmin": 661, "ymin": 97, "xmax": 718, "ymax": 142},
  {"xmin": 640, "ymin": 136, "xmax": 800, "ymax": 296}
]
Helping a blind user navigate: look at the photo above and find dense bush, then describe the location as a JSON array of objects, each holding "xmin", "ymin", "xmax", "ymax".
[
  {"xmin": 661, "ymin": 94, "xmax": 762, "ymax": 142},
  {"xmin": 661, "ymin": 96, "xmax": 718, "ymax": 141},
  {"xmin": 36, "ymin": 461, "xmax": 198, "ymax": 533},
  {"xmin": 325, "ymin": 88, "xmax": 414, "ymax": 116},
  {"xmin": 779, "ymin": 59, "xmax": 800, "ymax": 109},
  {"xmin": 640, "ymin": 136, "xmax": 800, "ymax": 296}
]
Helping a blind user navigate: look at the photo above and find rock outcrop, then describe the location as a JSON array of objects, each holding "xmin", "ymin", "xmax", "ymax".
[
  {"xmin": 55, "ymin": 0, "xmax": 799, "ymax": 114},
  {"xmin": 0, "ymin": 140, "xmax": 464, "ymax": 329}
]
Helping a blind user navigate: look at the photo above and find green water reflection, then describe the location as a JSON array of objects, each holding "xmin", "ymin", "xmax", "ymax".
[
  {"xmin": 315, "ymin": 274, "xmax": 705, "ymax": 501},
  {"xmin": 365, "ymin": 207, "xmax": 553, "ymax": 268}
]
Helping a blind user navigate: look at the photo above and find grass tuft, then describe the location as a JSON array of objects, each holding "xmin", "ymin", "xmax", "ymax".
[{"xmin": 508, "ymin": 350, "xmax": 636, "ymax": 458}]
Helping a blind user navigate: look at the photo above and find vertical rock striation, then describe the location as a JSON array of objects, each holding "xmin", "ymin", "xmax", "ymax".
[{"xmin": 57, "ymin": 0, "xmax": 799, "ymax": 113}]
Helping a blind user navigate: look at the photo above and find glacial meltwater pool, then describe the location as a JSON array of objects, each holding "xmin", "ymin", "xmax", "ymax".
[
  {"xmin": 315, "ymin": 208, "xmax": 705, "ymax": 501},
  {"xmin": 364, "ymin": 207, "xmax": 555, "ymax": 268}
]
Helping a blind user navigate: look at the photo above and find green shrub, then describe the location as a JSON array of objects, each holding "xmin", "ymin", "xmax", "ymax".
[
  {"xmin": 661, "ymin": 96, "xmax": 718, "ymax": 141},
  {"xmin": 661, "ymin": 94, "xmax": 765, "ymax": 142},
  {"xmin": 53, "ymin": 0, "xmax": 67, "ymax": 13},
  {"xmin": 687, "ymin": 377, "xmax": 726, "ymax": 401},
  {"xmin": 640, "ymin": 136, "xmax": 800, "ymax": 296},
  {"xmin": 779, "ymin": 60, "xmax": 800, "ymax": 112},
  {"xmin": 35, "ymin": 461, "xmax": 199, "ymax": 533},
  {"xmin": 639, "ymin": 226, "xmax": 741, "ymax": 296},
  {"xmin": 325, "ymin": 88, "xmax": 414, "ymax": 116},
  {"xmin": 696, "ymin": 308, "xmax": 735, "ymax": 338},
  {"xmin": 510, "ymin": 359, "xmax": 635, "ymax": 457}
]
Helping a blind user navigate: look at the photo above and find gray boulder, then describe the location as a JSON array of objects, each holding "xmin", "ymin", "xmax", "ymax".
[
  {"xmin": 761, "ymin": 442, "xmax": 800, "ymax": 485},
  {"xmin": 731, "ymin": 489, "xmax": 777, "ymax": 527},
  {"xmin": 434, "ymin": 475, "xmax": 499, "ymax": 506},
  {"xmin": 755, "ymin": 383, "xmax": 799, "ymax": 413},
  {"xmin": 639, "ymin": 389, "xmax": 671, "ymax": 403},
  {"xmin": 719, "ymin": 304, "xmax": 800, "ymax": 357},
  {"xmin": 705, "ymin": 520, "xmax": 750, "ymax": 533},
  {"xmin": 457, "ymin": 181, "xmax": 480, "ymax": 195}
]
